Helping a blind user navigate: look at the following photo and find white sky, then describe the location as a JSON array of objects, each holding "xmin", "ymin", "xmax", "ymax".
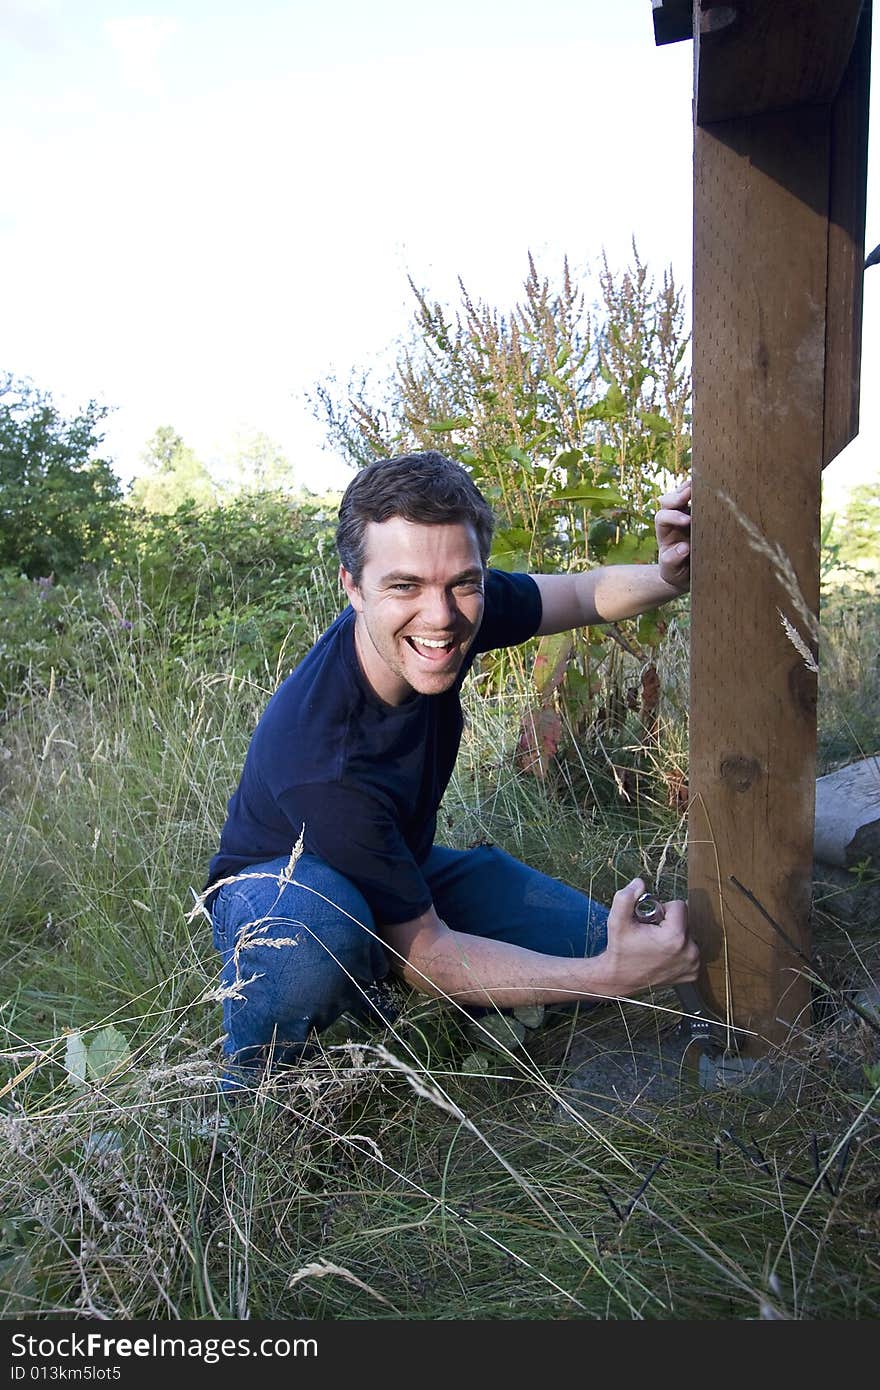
[{"xmin": 1, "ymin": 0, "xmax": 877, "ymax": 508}]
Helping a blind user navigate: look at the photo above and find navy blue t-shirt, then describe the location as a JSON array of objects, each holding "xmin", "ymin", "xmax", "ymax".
[{"xmin": 205, "ymin": 568, "xmax": 542, "ymax": 924}]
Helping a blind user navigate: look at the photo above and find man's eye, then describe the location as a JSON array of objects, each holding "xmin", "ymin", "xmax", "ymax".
[
  {"xmin": 391, "ymin": 583, "xmax": 415, "ymax": 592},
  {"xmin": 455, "ymin": 581, "xmax": 483, "ymax": 595}
]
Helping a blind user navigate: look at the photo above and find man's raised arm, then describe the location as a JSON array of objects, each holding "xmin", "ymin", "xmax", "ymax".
[{"xmin": 532, "ymin": 478, "xmax": 691, "ymax": 636}]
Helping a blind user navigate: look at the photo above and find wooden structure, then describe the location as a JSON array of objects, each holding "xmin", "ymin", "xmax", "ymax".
[{"xmin": 653, "ymin": 1, "xmax": 872, "ymax": 1052}]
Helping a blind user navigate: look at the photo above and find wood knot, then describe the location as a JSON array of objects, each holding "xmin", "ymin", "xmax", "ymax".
[
  {"xmin": 754, "ymin": 339, "xmax": 770, "ymax": 380},
  {"xmin": 719, "ymin": 753, "xmax": 761, "ymax": 792},
  {"xmin": 788, "ymin": 661, "xmax": 818, "ymax": 717},
  {"xmin": 699, "ymin": 4, "xmax": 738, "ymax": 37}
]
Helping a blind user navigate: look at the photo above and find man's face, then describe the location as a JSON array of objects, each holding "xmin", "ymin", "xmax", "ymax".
[{"xmin": 340, "ymin": 516, "xmax": 485, "ymax": 705}]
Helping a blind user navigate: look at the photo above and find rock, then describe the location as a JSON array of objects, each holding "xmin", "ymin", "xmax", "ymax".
[
  {"xmin": 814, "ymin": 756, "xmax": 880, "ymax": 869},
  {"xmin": 812, "ymin": 860, "xmax": 880, "ymax": 925},
  {"xmin": 560, "ymin": 1023, "xmax": 811, "ymax": 1118}
]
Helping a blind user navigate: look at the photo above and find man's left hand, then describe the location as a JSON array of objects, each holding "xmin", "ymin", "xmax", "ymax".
[{"xmin": 655, "ymin": 478, "xmax": 691, "ymax": 592}]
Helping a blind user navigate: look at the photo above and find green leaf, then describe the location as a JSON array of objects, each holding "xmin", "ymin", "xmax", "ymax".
[
  {"xmin": 604, "ymin": 383, "xmax": 627, "ymax": 416},
  {"xmin": 532, "ymin": 631, "xmax": 573, "ymax": 697},
  {"xmin": 461, "ymin": 1051, "xmax": 495, "ymax": 1075},
  {"xmin": 636, "ymin": 609, "xmax": 665, "ymax": 647},
  {"xmin": 528, "ymin": 425, "xmax": 557, "ymax": 451},
  {"xmin": 64, "ymin": 1032, "xmax": 88, "ymax": 1088},
  {"xmin": 555, "ymin": 345, "xmax": 571, "ymax": 370},
  {"xmin": 426, "ymin": 416, "xmax": 474, "ymax": 432},
  {"xmin": 504, "ymin": 445, "xmax": 531, "ymax": 468},
  {"xmin": 604, "ymin": 533, "xmax": 657, "ymax": 564},
  {"xmin": 469, "ymin": 1014, "xmax": 526, "ymax": 1052},
  {"xmin": 551, "ymin": 485, "xmax": 624, "ymax": 506},
  {"xmin": 85, "ymin": 1025, "xmax": 131, "ymax": 1081},
  {"xmin": 495, "ymin": 526, "xmax": 534, "ymax": 547},
  {"xmin": 588, "ymin": 516, "xmax": 619, "ymax": 556},
  {"xmin": 490, "ymin": 526, "xmax": 534, "ymax": 571},
  {"xmin": 551, "ymin": 448, "xmax": 583, "ymax": 472},
  {"xmin": 543, "ymin": 373, "xmax": 567, "ymax": 393},
  {"xmin": 638, "ymin": 410, "xmax": 672, "ymax": 435}
]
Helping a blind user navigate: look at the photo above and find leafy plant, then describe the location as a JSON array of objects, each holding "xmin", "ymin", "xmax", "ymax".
[
  {"xmin": 64, "ymin": 1025, "xmax": 131, "ymax": 1086},
  {"xmin": 828, "ymin": 477, "xmax": 880, "ymax": 571},
  {"xmin": 0, "ymin": 372, "xmax": 127, "ymax": 578},
  {"xmin": 0, "ymin": 569, "xmax": 112, "ymax": 702},
  {"xmin": 127, "ymin": 489, "xmax": 340, "ymax": 676}
]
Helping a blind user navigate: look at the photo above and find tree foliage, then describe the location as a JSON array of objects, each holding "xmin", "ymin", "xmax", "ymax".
[
  {"xmin": 0, "ymin": 490, "xmax": 340, "ymax": 705},
  {"xmin": 128, "ymin": 425, "xmax": 217, "ymax": 513},
  {"xmin": 221, "ymin": 427, "xmax": 295, "ymax": 494},
  {"xmin": 319, "ymin": 248, "xmax": 689, "ymax": 569},
  {"xmin": 0, "ymin": 372, "xmax": 124, "ymax": 578},
  {"xmin": 834, "ymin": 478, "xmax": 880, "ymax": 569},
  {"xmin": 131, "ymin": 489, "xmax": 338, "ymax": 674}
]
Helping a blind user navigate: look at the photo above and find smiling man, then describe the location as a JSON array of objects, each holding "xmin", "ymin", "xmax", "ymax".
[{"xmin": 205, "ymin": 451, "xmax": 697, "ymax": 1087}]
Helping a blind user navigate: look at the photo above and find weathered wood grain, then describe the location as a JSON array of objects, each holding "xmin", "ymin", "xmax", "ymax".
[{"xmin": 688, "ymin": 107, "xmax": 828, "ymax": 1050}]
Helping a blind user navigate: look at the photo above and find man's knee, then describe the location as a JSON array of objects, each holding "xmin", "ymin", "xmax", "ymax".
[{"xmin": 213, "ymin": 855, "xmax": 389, "ymax": 1055}]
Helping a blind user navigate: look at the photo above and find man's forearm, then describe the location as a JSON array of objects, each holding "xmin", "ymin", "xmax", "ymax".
[
  {"xmin": 385, "ymin": 883, "xmax": 698, "ymax": 1007},
  {"xmin": 581, "ymin": 562, "xmax": 687, "ymax": 625},
  {"xmin": 395, "ymin": 927, "xmax": 621, "ymax": 1008}
]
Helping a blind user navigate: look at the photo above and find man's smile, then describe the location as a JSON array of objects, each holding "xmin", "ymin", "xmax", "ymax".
[{"xmin": 405, "ymin": 635, "xmax": 458, "ymax": 661}]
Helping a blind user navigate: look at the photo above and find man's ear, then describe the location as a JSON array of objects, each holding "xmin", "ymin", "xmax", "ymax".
[{"xmin": 340, "ymin": 564, "xmax": 362, "ymax": 611}]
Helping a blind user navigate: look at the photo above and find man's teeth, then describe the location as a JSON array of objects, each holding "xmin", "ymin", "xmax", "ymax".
[{"xmin": 412, "ymin": 637, "xmax": 450, "ymax": 649}]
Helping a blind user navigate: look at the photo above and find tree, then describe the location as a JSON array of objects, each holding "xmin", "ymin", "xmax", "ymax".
[
  {"xmin": 221, "ymin": 427, "xmax": 295, "ymax": 494},
  {"xmin": 128, "ymin": 425, "xmax": 217, "ymax": 512},
  {"xmin": 0, "ymin": 372, "xmax": 124, "ymax": 578},
  {"xmin": 836, "ymin": 477, "xmax": 880, "ymax": 569}
]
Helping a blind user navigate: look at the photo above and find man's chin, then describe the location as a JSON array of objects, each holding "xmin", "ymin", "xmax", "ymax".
[
  {"xmin": 409, "ymin": 667, "xmax": 460, "ymax": 695},
  {"xmin": 405, "ymin": 656, "xmax": 464, "ymax": 695}
]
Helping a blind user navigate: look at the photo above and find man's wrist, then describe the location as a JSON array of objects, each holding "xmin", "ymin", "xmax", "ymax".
[{"xmin": 657, "ymin": 565, "xmax": 690, "ymax": 598}]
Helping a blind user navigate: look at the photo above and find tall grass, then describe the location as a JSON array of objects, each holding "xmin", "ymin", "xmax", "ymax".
[
  {"xmin": 817, "ymin": 577, "xmax": 880, "ymax": 772},
  {"xmin": 0, "ymin": 575, "xmax": 878, "ymax": 1320}
]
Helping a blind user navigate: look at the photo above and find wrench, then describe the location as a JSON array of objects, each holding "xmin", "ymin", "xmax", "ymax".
[{"xmin": 634, "ymin": 891, "xmax": 734, "ymax": 1054}]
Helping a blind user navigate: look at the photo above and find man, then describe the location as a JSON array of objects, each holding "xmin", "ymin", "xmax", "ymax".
[{"xmin": 205, "ymin": 451, "xmax": 697, "ymax": 1084}]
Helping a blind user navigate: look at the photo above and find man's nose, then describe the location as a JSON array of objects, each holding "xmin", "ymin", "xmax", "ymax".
[{"xmin": 421, "ymin": 586, "xmax": 457, "ymax": 628}]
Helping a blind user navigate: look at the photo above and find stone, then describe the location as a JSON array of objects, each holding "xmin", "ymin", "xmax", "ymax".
[
  {"xmin": 813, "ymin": 755, "xmax": 880, "ymax": 869},
  {"xmin": 812, "ymin": 859, "xmax": 880, "ymax": 926}
]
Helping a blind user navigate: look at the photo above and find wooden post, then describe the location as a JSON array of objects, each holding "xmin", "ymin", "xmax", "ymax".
[
  {"xmin": 685, "ymin": 1, "xmax": 871, "ymax": 1054},
  {"xmin": 688, "ymin": 107, "xmax": 827, "ymax": 1050}
]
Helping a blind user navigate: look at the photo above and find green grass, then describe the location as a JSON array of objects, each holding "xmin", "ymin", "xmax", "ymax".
[{"xmin": 0, "ymin": 576, "xmax": 878, "ymax": 1320}]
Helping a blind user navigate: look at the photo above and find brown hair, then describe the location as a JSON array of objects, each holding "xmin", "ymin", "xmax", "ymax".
[{"xmin": 336, "ymin": 451, "xmax": 495, "ymax": 584}]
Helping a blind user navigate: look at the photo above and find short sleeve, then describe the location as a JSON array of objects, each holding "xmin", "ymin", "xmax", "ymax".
[{"xmin": 475, "ymin": 570, "xmax": 542, "ymax": 653}]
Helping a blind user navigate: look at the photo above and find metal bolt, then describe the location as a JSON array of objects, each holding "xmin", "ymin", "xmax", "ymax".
[{"xmin": 634, "ymin": 891, "xmax": 665, "ymax": 924}]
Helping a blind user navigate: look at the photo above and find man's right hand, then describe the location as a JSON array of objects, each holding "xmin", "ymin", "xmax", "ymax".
[{"xmin": 601, "ymin": 877, "xmax": 699, "ymax": 997}]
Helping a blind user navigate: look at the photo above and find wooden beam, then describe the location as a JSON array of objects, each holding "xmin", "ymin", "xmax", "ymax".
[
  {"xmin": 688, "ymin": 107, "xmax": 828, "ymax": 1051},
  {"xmin": 695, "ymin": 0, "xmax": 865, "ymax": 125},
  {"xmin": 823, "ymin": 0, "xmax": 872, "ymax": 465}
]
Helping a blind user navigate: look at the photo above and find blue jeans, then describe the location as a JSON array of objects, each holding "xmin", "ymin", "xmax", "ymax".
[{"xmin": 210, "ymin": 843, "xmax": 609, "ymax": 1075}]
